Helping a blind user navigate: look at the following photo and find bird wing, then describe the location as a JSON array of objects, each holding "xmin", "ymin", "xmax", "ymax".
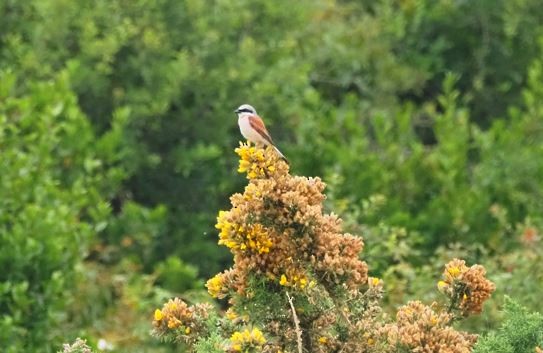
[{"xmin": 249, "ymin": 114, "xmax": 275, "ymax": 145}]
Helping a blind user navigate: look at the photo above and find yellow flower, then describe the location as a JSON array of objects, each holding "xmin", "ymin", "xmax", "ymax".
[
  {"xmin": 437, "ymin": 280, "xmax": 448, "ymax": 292},
  {"xmin": 165, "ymin": 300, "xmax": 178, "ymax": 311},
  {"xmin": 226, "ymin": 308, "xmax": 238, "ymax": 321},
  {"xmin": 154, "ymin": 309, "xmax": 163, "ymax": 321},
  {"xmin": 230, "ymin": 328, "xmax": 267, "ymax": 351},
  {"xmin": 215, "ymin": 210, "xmax": 228, "ymax": 229},
  {"xmin": 185, "ymin": 327, "xmax": 191, "ymax": 334},
  {"xmin": 369, "ymin": 277, "xmax": 381, "ymax": 287},
  {"xmin": 238, "ymin": 160, "xmax": 251, "ymax": 173},
  {"xmin": 251, "ymin": 328, "xmax": 266, "ymax": 345},
  {"xmin": 299, "ymin": 278, "xmax": 307, "ymax": 288},
  {"xmin": 318, "ymin": 336, "xmax": 328, "ymax": 344},
  {"xmin": 231, "ymin": 331, "xmax": 243, "ymax": 342},
  {"xmin": 168, "ymin": 317, "xmax": 181, "ymax": 329},
  {"xmin": 206, "ymin": 274, "xmax": 224, "ymax": 298},
  {"xmin": 447, "ymin": 266, "xmax": 461, "ymax": 278},
  {"xmin": 280, "ymin": 274, "xmax": 288, "ymax": 286}
]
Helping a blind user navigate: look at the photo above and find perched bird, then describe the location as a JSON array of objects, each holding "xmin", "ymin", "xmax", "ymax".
[{"xmin": 234, "ymin": 104, "xmax": 288, "ymax": 163}]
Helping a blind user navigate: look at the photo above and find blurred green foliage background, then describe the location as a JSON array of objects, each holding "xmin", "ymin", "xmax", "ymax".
[{"xmin": 1, "ymin": 0, "xmax": 542, "ymax": 352}]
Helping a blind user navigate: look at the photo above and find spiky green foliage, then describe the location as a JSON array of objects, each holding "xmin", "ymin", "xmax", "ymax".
[
  {"xmin": 472, "ymin": 297, "xmax": 543, "ymax": 353},
  {"xmin": 193, "ymin": 332, "xmax": 225, "ymax": 353}
]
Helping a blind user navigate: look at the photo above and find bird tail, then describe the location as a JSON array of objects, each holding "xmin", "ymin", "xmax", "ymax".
[{"xmin": 273, "ymin": 145, "xmax": 289, "ymax": 165}]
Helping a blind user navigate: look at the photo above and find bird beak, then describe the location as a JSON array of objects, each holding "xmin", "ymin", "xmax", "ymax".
[{"xmin": 234, "ymin": 109, "xmax": 240, "ymax": 114}]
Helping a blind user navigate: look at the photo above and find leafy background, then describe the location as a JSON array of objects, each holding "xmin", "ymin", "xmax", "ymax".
[{"xmin": 1, "ymin": 0, "xmax": 542, "ymax": 352}]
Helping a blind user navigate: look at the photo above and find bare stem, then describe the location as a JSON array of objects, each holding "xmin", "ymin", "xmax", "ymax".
[{"xmin": 286, "ymin": 291, "xmax": 303, "ymax": 353}]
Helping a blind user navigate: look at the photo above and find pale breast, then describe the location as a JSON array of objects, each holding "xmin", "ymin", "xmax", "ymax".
[{"xmin": 238, "ymin": 115, "xmax": 266, "ymax": 144}]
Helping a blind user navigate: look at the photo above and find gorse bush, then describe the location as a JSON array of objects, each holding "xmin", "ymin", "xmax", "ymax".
[
  {"xmin": 211, "ymin": 143, "xmax": 368, "ymax": 294},
  {"xmin": 150, "ymin": 145, "xmax": 496, "ymax": 352}
]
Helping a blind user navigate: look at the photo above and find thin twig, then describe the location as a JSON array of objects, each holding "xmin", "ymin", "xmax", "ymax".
[
  {"xmin": 331, "ymin": 296, "xmax": 353, "ymax": 328},
  {"xmin": 286, "ymin": 291, "xmax": 303, "ymax": 353}
]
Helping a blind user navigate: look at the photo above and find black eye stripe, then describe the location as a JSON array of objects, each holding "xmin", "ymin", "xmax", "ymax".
[{"xmin": 238, "ymin": 108, "xmax": 253, "ymax": 113}]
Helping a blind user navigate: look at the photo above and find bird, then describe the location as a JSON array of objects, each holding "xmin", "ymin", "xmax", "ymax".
[{"xmin": 234, "ymin": 104, "xmax": 288, "ymax": 163}]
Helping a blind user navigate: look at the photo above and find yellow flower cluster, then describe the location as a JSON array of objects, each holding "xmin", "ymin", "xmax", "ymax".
[
  {"xmin": 216, "ymin": 210, "xmax": 273, "ymax": 254},
  {"xmin": 206, "ymin": 273, "xmax": 226, "ymax": 299},
  {"xmin": 438, "ymin": 258, "xmax": 496, "ymax": 315},
  {"xmin": 153, "ymin": 298, "xmax": 192, "ymax": 332},
  {"xmin": 230, "ymin": 328, "xmax": 267, "ymax": 352},
  {"xmin": 279, "ymin": 272, "xmax": 310, "ymax": 289},
  {"xmin": 235, "ymin": 142, "xmax": 281, "ymax": 179},
  {"xmin": 207, "ymin": 144, "xmax": 368, "ymax": 298},
  {"xmin": 206, "ymin": 268, "xmax": 238, "ymax": 299},
  {"xmin": 152, "ymin": 298, "xmax": 212, "ymax": 344}
]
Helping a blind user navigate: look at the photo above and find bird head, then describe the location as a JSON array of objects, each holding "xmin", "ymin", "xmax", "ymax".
[{"xmin": 234, "ymin": 104, "xmax": 257, "ymax": 116}]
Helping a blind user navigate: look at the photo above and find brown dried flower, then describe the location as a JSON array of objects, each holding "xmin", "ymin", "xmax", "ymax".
[
  {"xmin": 209, "ymin": 143, "xmax": 368, "ymax": 297},
  {"xmin": 151, "ymin": 144, "xmax": 498, "ymax": 353},
  {"xmin": 438, "ymin": 258, "xmax": 496, "ymax": 316},
  {"xmin": 382, "ymin": 301, "xmax": 477, "ymax": 353}
]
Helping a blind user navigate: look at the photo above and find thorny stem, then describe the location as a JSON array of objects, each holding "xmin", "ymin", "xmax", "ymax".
[{"xmin": 447, "ymin": 282, "xmax": 468, "ymax": 323}]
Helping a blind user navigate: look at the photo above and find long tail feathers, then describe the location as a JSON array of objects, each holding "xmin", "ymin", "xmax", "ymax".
[
  {"xmin": 249, "ymin": 140, "xmax": 289, "ymax": 165},
  {"xmin": 273, "ymin": 145, "xmax": 289, "ymax": 165}
]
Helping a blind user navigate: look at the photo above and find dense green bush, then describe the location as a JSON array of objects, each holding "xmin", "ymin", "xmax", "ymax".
[
  {"xmin": 2, "ymin": 0, "xmax": 542, "ymax": 278},
  {"xmin": 2, "ymin": 0, "xmax": 543, "ymax": 351},
  {"xmin": 0, "ymin": 70, "xmax": 114, "ymax": 352},
  {"xmin": 313, "ymin": 64, "xmax": 543, "ymax": 261}
]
